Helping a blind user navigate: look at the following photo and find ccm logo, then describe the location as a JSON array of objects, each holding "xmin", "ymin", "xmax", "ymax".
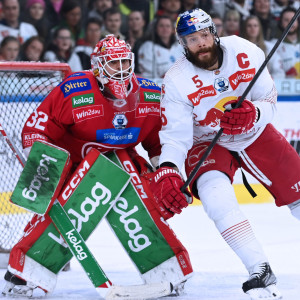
[
  {"xmin": 61, "ymin": 161, "xmax": 90, "ymax": 201},
  {"xmin": 123, "ymin": 160, "xmax": 148, "ymax": 199}
]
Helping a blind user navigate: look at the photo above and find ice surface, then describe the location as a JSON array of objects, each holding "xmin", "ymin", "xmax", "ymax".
[{"xmin": 0, "ymin": 203, "xmax": 299, "ymax": 299}]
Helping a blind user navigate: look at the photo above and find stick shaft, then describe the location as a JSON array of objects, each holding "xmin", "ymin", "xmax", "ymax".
[
  {"xmin": 182, "ymin": 7, "xmax": 300, "ymax": 192},
  {"xmin": 49, "ymin": 200, "xmax": 112, "ymax": 288},
  {"xmin": 0, "ymin": 123, "xmax": 26, "ymax": 167}
]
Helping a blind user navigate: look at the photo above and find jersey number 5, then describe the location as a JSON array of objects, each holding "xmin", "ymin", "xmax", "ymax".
[{"xmin": 161, "ymin": 107, "xmax": 167, "ymax": 126}]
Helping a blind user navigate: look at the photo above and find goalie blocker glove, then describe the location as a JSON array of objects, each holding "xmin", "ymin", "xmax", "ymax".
[
  {"xmin": 150, "ymin": 166, "xmax": 191, "ymax": 220},
  {"xmin": 220, "ymin": 99, "xmax": 260, "ymax": 135}
]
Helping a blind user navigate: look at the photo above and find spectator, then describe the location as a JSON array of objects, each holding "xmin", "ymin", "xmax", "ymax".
[
  {"xmin": 75, "ymin": 18, "xmax": 102, "ymax": 70},
  {"xmin": 44, "ymin": 27, "xmax": 82, "ymax": 72},
  {"xmin": 19, "ymin": 35, "xmax": 44, "ymax": 61},
  {"xmin": 226, "ymin": 0, "xmax": 250, "ymax": 21},
  {"xmin": 223, "ymin": 9, "xmax": 241, "ymax": 36},
  {"xmin": 211, "ymin": 11, "xmax": 225, "ymax": 37},
  {"xmin": 102, "ymin": 7, "xmax": 125, "ymax": 40},
  {"xmin": 126, "ymin": 10, "xmax": 145, "ymax": 49},
  {"xmin": 0, "ymin": 0, "xmax": 38, "ymax": 44},
  {"xmin": 55, "ymin": 0, "xmax": 84, "ymax": 45},
  {"xmin": 156, "ymin": 0, "xmax": 181, "ymax": 23},
  {"xmin": 113, "ymin": 0, "xmax": 130, "ymax": 35},
  {"xmin": 242, "ymin": 15, "xmax": 285, "ymax": 78},
  {"xmin": 88, "ymin": 0, "xmax": 113, "ymax": 23},
  {"xmin": 250, "ymin": 0, "xmax": 278, "ymax": 40},
  {"xmin": 22, "ymin": 0, "xmax": 49, "ymax": 40},
  {"xmin": 275, "ymin": 7, "xmax": 300, "ymax": 78},
  {"xmin": 0, "ymin": 2, "xmax": 3, "ymax": 21},
  {"xmin": 138, "ymin": 15, "xmax": 183, "ymax": 79},
  {"xmin": 180, "ymin": 0, "xmax": 198, "ymax": 12},
  {"xmin": 0, "ymin": 35, "xmax": 19, "ymax": 60},
  {"xmin": 270, "ymin": 0, "xmax": 295, "ymax": 19},
  {"xmin": 122, "ymin": 0, "xmax": 153, "ymax": 28},
  {"xmin": 44, "ymin": 0, "xmax": 63, "ymax": 29},
  {"xmin": 198, "ymin": 0, "xmax": 213, "ymax": 13}
]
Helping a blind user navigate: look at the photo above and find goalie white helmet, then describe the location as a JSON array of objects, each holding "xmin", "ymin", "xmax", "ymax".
[{"xmin": 91, "ymin": 34, "xmax": 135, "ymax": 101}]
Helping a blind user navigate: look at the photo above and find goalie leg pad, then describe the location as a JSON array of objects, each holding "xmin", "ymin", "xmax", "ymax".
[
  {"xmin": 7, "ymin": 214, "xmax": 57, "ymax": 292},
  {"xmin": 6, "ymin": 149, "xmax": 131, "ymax": 293},
  {"xmin": 106, "ymin": 150, "xmax": 193, "ymax": 290}
]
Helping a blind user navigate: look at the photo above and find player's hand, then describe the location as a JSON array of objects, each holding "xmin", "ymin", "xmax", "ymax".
[
  {"xmin": 150, "ymin": 167, "xmax": 190, "ymax": 220},
  {"xmin": 220, "ymin": 99, "xmax": 259, "ymax": 135}
]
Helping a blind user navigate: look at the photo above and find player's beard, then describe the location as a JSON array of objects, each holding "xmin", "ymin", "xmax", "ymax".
[
  {"xmin": 186, "ymin": 42, "xmax": 219, "ymax": 70},
  {"xmin": 287, "ymin": 27, "xmax": 298, "ymax": 35}
]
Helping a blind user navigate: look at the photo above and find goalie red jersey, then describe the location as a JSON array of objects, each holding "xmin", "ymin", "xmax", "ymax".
[
  {"xmin": 22, "ymin": 71, "xmax": 162, "ymax": 164},
  {"xmin": 4, "ymin": 35, "xmax": 193, "ymax": 298}
]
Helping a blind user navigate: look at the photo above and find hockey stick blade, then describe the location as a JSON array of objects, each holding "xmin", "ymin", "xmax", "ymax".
[{"xmin": 102, "ymin": 281, "xmax": 173, "ymax": 300}]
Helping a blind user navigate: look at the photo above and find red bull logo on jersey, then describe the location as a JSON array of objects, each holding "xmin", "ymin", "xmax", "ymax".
[
  {"xmin": 197, "ymin": 96, "xmax": 237, "ymax": 127},
  {"xmin": 188, "ymin": 143, "xmax": 215, "ymax": 168},
  {"xmin": 229, "ymin": 68, "xmax": 255, "ymax": 90},
  {"xmin": 198, "ymin": 108, "xmax": 223, "ymax": 127},
  {"xmin": 188, "ymin": 85, "xmax": 216, "ymax": 106}
]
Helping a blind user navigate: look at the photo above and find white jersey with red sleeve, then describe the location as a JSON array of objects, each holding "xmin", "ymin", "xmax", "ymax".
[
  {"xmin": 22, "ymin": 71, "xmax": 162, "ymax": 164},
  {"xmin": 159, "ymin": 35, "xmax": 278, "ymax": 170}
]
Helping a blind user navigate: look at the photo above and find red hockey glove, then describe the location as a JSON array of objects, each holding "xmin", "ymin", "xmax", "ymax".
[
  {"xmin": 220, "ymin": 99, "xmax": 259, "ymax": 135},
  {"xmin": 150, "ymin": 167, "xmax": 190, "ymax": 220}
]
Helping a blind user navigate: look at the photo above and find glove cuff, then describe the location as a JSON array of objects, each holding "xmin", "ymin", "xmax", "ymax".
[{"xmin": 154, "ymin": 167, "xmax": 181, "ymax": 183}]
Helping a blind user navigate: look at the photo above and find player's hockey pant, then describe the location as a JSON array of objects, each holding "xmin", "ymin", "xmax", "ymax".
[{"xmin": 7, "ymin": 149, "xmax": 193, "ymax": 292}]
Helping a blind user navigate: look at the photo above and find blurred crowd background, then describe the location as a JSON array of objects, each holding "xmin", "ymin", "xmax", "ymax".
[{"xmin": 0, "ymin": 0, "xmax": 299, "ymax": 79}]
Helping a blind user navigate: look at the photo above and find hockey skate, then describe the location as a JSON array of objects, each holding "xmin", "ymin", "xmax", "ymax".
[
  {"xmin": 242, "ymin": 263, "xmax": 282, "ymax": 300},
  {"xmin": 2, "ymin": 271, "xmax": 38, "ymax": 297}
]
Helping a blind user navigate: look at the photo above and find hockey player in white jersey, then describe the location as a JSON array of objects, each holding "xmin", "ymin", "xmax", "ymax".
[{"xmin": 150, "ymin": 8, "xmax": 300, "ymax": 300}]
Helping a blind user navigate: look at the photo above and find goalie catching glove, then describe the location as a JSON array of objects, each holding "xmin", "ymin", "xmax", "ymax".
[
  {"xmin": 150, "ymin": 167, "xmax": 191, "ymax": 220},
  {"xmin": 220, "ymin": 99, "xmax": 260, "ymax": 135}
]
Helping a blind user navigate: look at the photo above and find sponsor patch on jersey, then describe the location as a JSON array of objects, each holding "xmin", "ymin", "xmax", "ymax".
[
  {"xmin": 229, "ymin": 68, "xmax": 255, "ymax": 90},
  {"xmin": 72, "ymin": 93, "xmax": 94, "ymax": 108},
  {"xmin": 72, "ymin": 105, "xmax": 103, "ymax": 122},
  {"xmin": 143, "ymin": 91, "xmax": 160, "ymax": 102},
  {"xmin": 214, "ymin": 77, "xmax": 229, "ymax": 93},
  {"xmin": 136, "ymin": 103, "xmax": 160, "ymax": 117},
  {"xmin": 60, "ymin": 78, "xmax": 92, "ymax": 97},
  {"xmin": 187, "ymin": 85, "xmax": 217, "ymax": 106},
  {"xmin": 137, "ymin": 78, "xmax": 161, "ymax": 91},
  {"xmin": 112, "ymin": 113, "xmax": 128, "ymax": 129},
  {"xmin": 96, "ymin": 127, "xmax": 140, "ymax": 145},
  {"xmin": 23, "ymin": 133, "xmax": 47, "ymax": 147}
]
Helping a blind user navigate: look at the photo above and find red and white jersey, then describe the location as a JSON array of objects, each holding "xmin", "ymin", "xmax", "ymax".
[
  {"xmin": 159, "ymin": 35, "xmax": 278, "ymax": 169},
  {"xmin": 0, "ymin": 22, "xmax": 38, "ymax": 44},
  {"xmin": 22, "ymin": 71, "xmax": 162, "ymax": 164}
]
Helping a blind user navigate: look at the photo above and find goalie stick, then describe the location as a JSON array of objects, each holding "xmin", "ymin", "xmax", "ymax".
[
  {"xmin": 0, "ymin": 121, "xmax": 172, "ymax": 299},
  {"xmin": 181, "ymin": 6, "xmax": 300, "ymax": 194}
]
